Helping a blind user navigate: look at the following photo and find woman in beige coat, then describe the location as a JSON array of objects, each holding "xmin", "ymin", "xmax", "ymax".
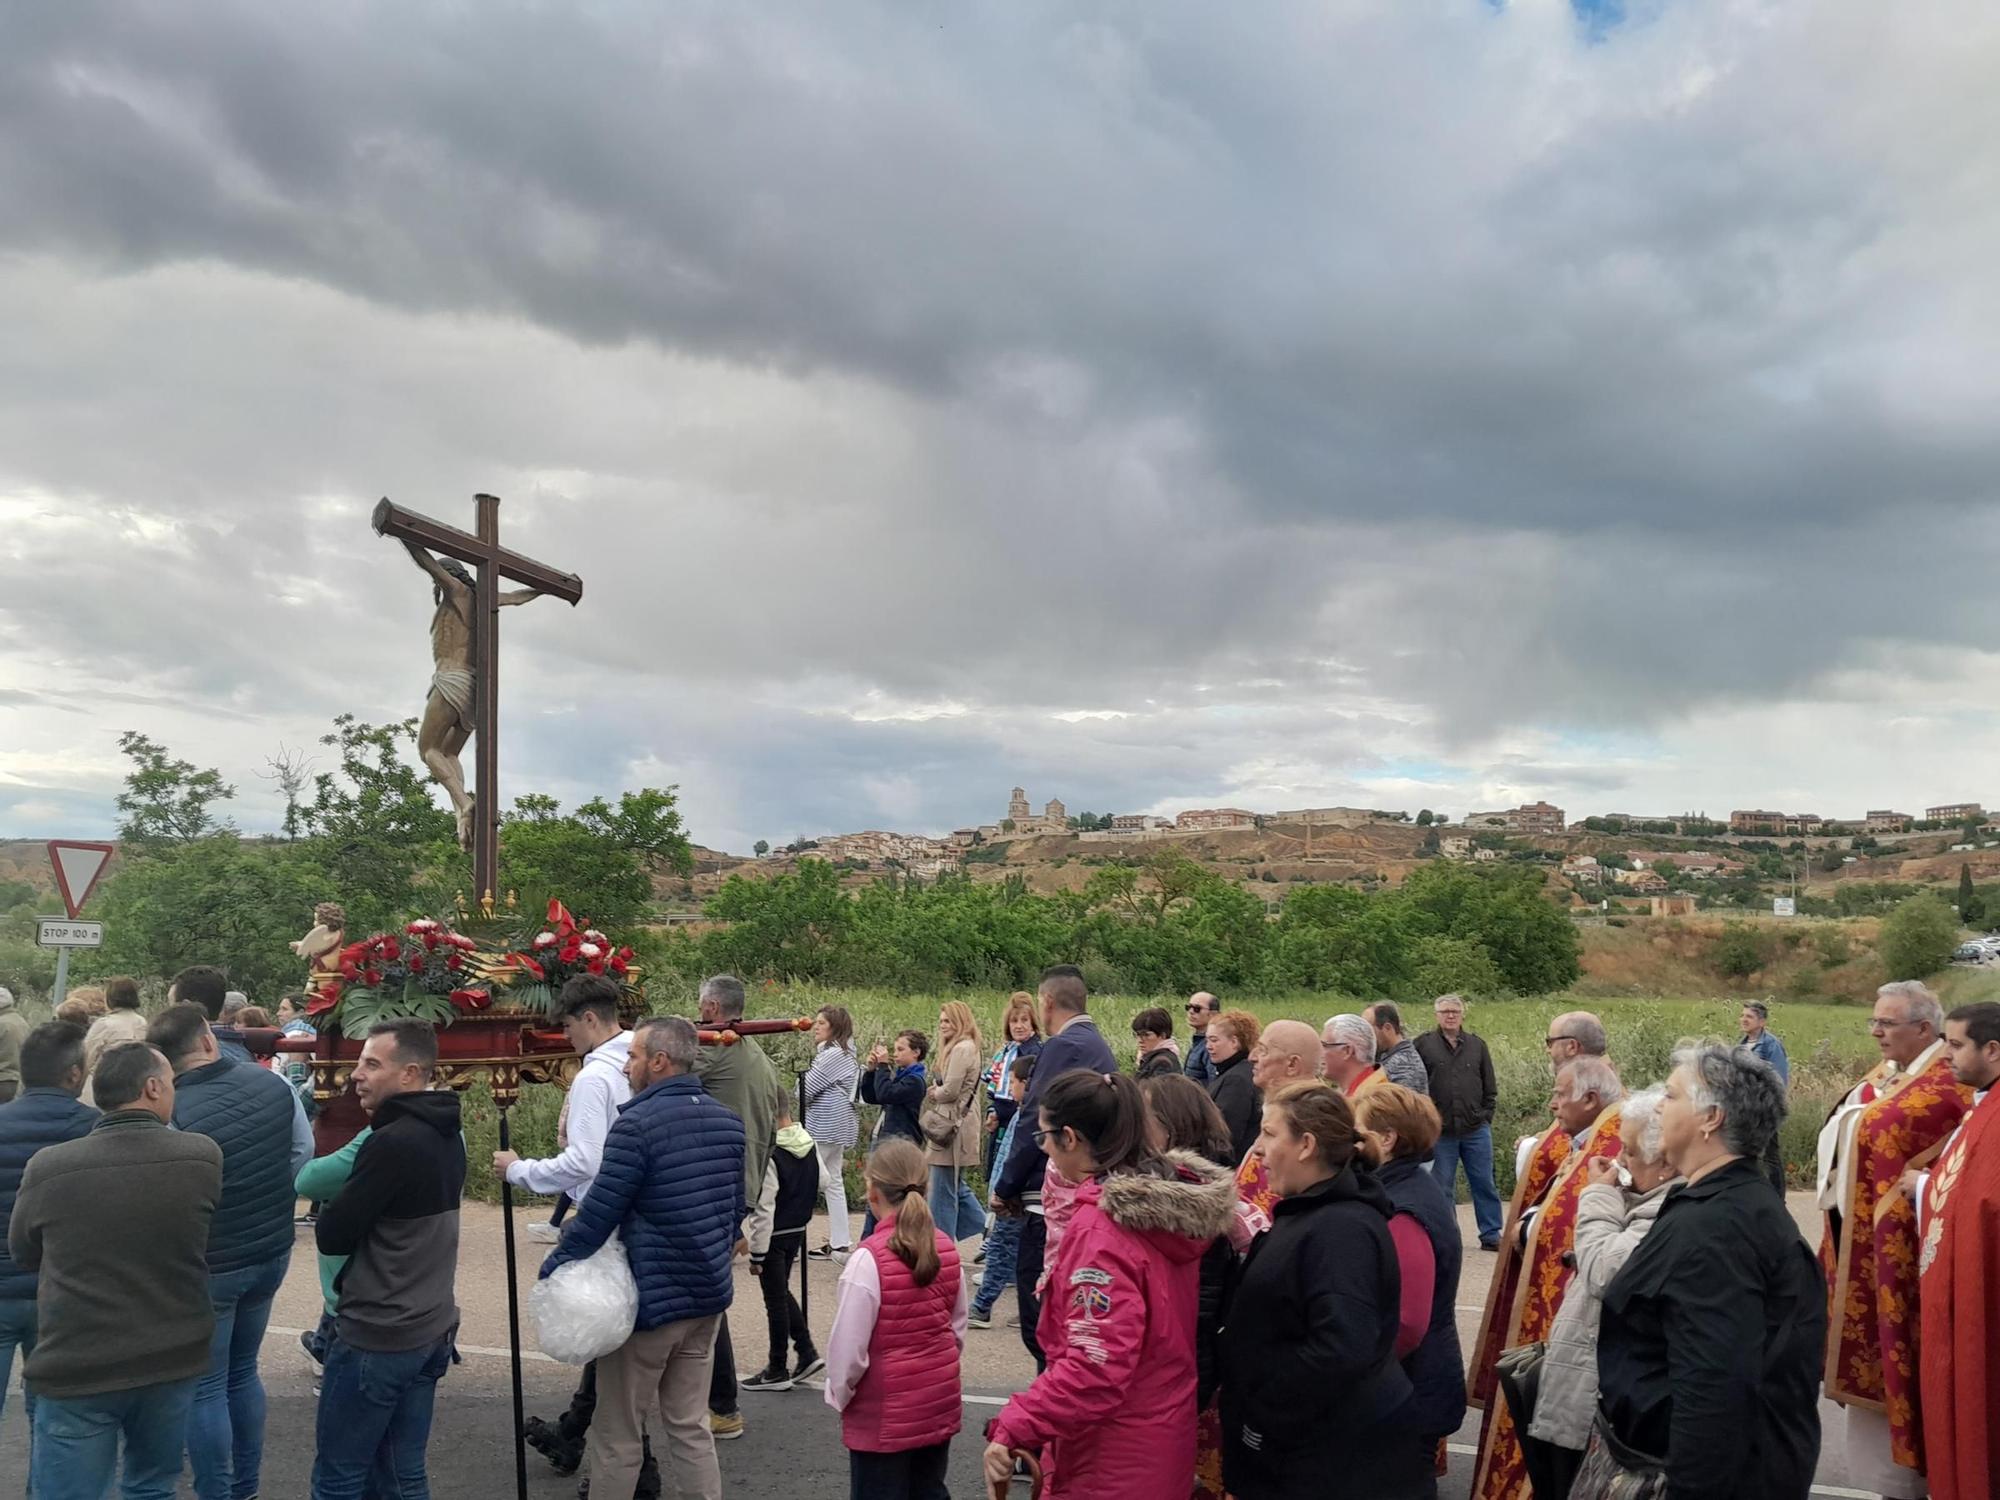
[{"xmin": 923, "ymin": 999, "xmax": 989, "ymax": 1243}]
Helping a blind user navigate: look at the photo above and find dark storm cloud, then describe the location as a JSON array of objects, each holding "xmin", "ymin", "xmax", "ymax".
[{"xmin": 3, "ymin": 2, "xmax": 1999, "ymax": 845}]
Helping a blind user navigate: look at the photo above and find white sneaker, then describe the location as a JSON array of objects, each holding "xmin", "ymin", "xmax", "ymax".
[{"xmin": 526, "ymin": 1222, "xmax": 562, "ymax": 1243}]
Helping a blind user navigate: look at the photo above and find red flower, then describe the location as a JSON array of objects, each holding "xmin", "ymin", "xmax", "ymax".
[
  {"xmin": 378, "ymin": 937, "xmax": 401, "ymax": 963},
  {"xmin": 449, "ymin": 988, "xmax": 491, "ymax": 1012},
  {"xmin": 512, "ymin": 954, "xmax": 546, "ymax": 981},
  {"xmin": 586, "ymin": 958, "xmax": 606, "ymax": 975},
  {"xmin": 445, "ymin": 952, "xmax": 464, "ymax": 971}
]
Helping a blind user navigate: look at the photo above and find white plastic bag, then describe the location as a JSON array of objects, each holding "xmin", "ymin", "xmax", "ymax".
[{"xmin": 529, "ymin": 1235, "xmax": 639, "ymax": 1365}]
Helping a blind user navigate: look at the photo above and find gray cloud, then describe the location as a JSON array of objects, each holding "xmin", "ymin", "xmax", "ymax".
[{"xmin": 3, "ymin": 3, "xmax": 1999, "ymax": 848}]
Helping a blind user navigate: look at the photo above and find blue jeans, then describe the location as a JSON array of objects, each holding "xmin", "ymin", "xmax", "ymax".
[
  {"xmin": 311, "ymin": 1333, "xmax": 455, "ymax": 1500},
  {"xmin": 190, "ymin": 1249, "xmax": 291, "ymax": 1500},
  {"xmin": 32, "ymin": 1377, "xmax": 197, "ymax": 1500},
  {"xmin": 0, "ymin": 1297, "xmax": 37, "ymax": 1495},
  {"xmin": 1433, "ymin": 1125, "xmax": 1502, "ymax": 1245},
  {"xmin": 971, "ymin": 1214, "xmax": 1022, "ymax": 1317},
  {"xmin": 927, "ymin": 1164, "xmax": 988, "ymax": 1243}
]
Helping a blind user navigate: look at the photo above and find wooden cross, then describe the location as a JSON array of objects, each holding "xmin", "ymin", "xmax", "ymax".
[{"xmin": 372, "ymin": 494, "xmax": 583, "ymax": 901}]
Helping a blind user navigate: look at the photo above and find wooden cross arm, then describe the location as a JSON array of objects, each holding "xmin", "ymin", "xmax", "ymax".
[{"xmin": 372, "ymin": 497, "xmax": 584, "ymax": 605}]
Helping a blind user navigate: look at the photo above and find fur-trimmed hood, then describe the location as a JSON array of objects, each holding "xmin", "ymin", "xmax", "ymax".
[{"xmin": 1089, "ymin": 1148, "xmax": 1238, "ymax": 1251}]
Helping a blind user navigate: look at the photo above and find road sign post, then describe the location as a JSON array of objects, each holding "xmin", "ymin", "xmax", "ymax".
[{"xmin": 44, "ymin": 842, "xmax": 115, "ymax": 1007}]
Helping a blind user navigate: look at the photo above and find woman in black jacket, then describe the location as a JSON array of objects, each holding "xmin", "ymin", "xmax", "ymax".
[
  {"xmin": 1218, "ymin": 1080, "xmax": 1422, "ymax": 1500},
  {"xmin": 1355, "ymin": 1084, "xmax": 1468, "ymax": 1496},
  {"xmin": 1204, "ymin": 1010, "xmax": 1263, "ymax": 1164},
  {"xmin": 1593, "ymin": 1042, "xmax": 1825, "ymax": 1500}
]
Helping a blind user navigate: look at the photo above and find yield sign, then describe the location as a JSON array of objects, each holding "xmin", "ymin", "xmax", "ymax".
[{"xmin": 47, "ymin": 841, "xmax": 116, "ymax": 919}]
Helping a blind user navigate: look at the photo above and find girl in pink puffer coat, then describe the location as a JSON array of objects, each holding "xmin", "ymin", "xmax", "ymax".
[{"xmin": 985, "ymin": 1072, "xmax": 1235, "ymax": 1500}]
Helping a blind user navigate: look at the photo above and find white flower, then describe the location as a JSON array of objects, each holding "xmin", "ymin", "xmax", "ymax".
[
  {"xmin": 584, "ymin": 929, "xmax": 607, "ymax": 943},
  {"xmin": 579, "ymin": 942, "xmax": 603, "ymax": 959},
  {"xmin": 533, "ymin": 932, "xmax": 557, "ymax": 948}
]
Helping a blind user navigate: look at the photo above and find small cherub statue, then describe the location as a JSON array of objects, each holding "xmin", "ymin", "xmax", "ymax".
[{"xmin": 291, "ymin": 902, "xmax": 347, "ymax": 985}]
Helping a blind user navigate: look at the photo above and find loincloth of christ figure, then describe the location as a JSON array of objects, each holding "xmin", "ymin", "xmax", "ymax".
[{"xmin": 399, "ymin": 540, "xmax": 546, "ymax": 848}]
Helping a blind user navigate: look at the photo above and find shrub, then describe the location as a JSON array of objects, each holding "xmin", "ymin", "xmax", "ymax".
[
  {"xmin": 1878, "ymin": 893, "xmax": 1960, "ymax": 980},
  {"xmin": 1714, "ymin": 922, "xmax": 1767, "ymax": 978}
]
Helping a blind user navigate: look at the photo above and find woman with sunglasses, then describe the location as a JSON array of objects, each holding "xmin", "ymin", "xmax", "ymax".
[{"xmin": 982, "ymin": 1071, "xmax": 1234, "ymax": 1500}]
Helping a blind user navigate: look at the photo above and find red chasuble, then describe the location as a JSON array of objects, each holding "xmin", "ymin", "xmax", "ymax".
[
  {"xmin": 1918, "ymin": 1089, "xmax": 2000, "ymax": 1500},
  {"xmin": 1468, "ymin": 1124, "xmax": 1571, "ymax": 1412},
  {"xmin": 1820, "ymin": 1053, "xmax": 1970, "ymax": 1470},
  {"xmin": 1472, "ymin": 1107, "xmax": 1625, "ymax": 1500}
]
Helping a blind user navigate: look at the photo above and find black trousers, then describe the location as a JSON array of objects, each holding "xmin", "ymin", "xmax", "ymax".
[
  {"xmin": 1014, "ymin": 1213, "xmax": 1046, "ymax": 1371},
  {"xmin": 549, "ymin": 1190, "xmax": 573, "ymax": 1228},
  {"xmin": 760, "ymin": 1237, "xmax": 814, "ymax": 1370},
  {"xmin": 709, "ymin": 1311, "xmax": 738, "ymax": 1415},
  {"xmin": 848, "ymin": 1442, "xmax": 950, "ymax": 1500}
]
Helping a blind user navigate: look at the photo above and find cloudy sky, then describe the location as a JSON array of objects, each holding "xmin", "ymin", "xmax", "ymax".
[{"xmin": 4, "ymin": 1, "xmax": 1999, "ymax": 854}]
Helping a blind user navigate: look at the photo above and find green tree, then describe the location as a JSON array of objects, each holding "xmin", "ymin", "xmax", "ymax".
[
  {"xmin": 701, "ymin": 859, "xmax": 853, "ymax": 981},
  {"xmin": 114, "ymin": 731, "xmax": 235, "ymax": 850},
  {"xmin": 753, "ymin": 840, "xmax": 770, "ymax": 858},
  {"xmin": 1879, "ymin": 893, "xmax": 1962, "ymax": 980},
  {"xmin": 1713, "ymin": 922, "xmax": 1767, "ymax": 978},
  {"xmin": 295, "ymin": 716, "xmax": 459, "ymax": 934},
  {"xmin": 1415, "ymin": 809, "xmax": 1434, "ymax": 827},
  {"xmin": 501, "ymin": 789, "xmax": 692, "ymax": 930},
  {"xmin": 1409, "ymin": 934, "xmax": 1504, "ymax": 998},
  {"xmin": 1959, "ymin": 863, "xmax": 1982, "ymax": 926}
]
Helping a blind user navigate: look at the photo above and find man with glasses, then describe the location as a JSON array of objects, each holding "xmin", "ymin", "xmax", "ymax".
[
  {"xmin": 1818, "ymin": 981, "xmax": 1971, "ymax": 1499},
  {"xmin": 1182, "ymin": 993, "xmax": 1220, "ymax": 1085},
  {"xmin": 1416, "ymin": 995, "xmax": 1500, "ymax": 1250}
]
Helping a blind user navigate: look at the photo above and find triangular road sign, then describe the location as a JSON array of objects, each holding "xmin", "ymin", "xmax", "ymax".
[{"xmin": 48, "ymin": 840, "xmax": 116, "ymax": 919}]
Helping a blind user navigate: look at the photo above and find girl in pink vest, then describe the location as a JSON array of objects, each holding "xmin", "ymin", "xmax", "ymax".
[
  {"xmin": 824, "ymin": 1136, "xmax": 968, "ymax": 1499},
  {"xmin": 984, "ymin": 1071, "xmax": 1236, "ymax": 1500}
]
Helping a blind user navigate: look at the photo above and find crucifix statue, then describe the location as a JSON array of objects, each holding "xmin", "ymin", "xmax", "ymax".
[{"xmin": 373, "ymin": 494, "xmax": 583, "ymax": 901}]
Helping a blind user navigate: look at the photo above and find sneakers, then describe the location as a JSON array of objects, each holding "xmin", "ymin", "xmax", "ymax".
[
  {"xmin": 967, "ymin": 1308, "xmax": 993, "ymax": 1330},
  {"xmin": 806, "ymin": 1244, "xmax": 848, "ymax": 1261},
  {"xmin": 525, "ymin": 1415, "xmax": 584, "ymax": 1476},
  {"xmin": 741, "ymin": 1365, "xmax": 794, "ymax": 1393},
  {"xmin": 973, "ymin": 1245, "xmax": 987, "ymax": 1265},
  {"xmin": 526, "ymin": 1221, "xmax": 563, "ymax": 1244},
  {"xmin": 299, "ymin": 1329, "xmax": 325, "ymax": 1371},
  {"xmin": 793, "ymin": 1353, "xmax": 826, "ymax": 1382},
  {"xmin": 708, "ymin": 1411, "xmax": 745, "ymax": 1440}
]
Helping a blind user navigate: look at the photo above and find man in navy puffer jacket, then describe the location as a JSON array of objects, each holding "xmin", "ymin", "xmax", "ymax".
[
  {"xmin": 0, "ymin": 1020, "xmax": 97, "ymax": 1478},
  {"xmin": 542, "ymin": 1015, "xmax": 744, "ymax": 1500}
]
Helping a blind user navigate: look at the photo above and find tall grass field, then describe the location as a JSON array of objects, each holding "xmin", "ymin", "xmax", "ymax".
[{"xmin": 461, "ymin": 986, "xmax": 1907, "ymax": 1204}]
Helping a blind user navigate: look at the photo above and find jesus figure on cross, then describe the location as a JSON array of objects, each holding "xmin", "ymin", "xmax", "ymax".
[{"xmin": 398, "ymin": 538, "xmax": 550, "ymax": 849}]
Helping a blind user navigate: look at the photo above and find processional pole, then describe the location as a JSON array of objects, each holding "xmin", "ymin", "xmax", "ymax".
[{"xmin": 497, "ymin": 1091, "xmax": 530, "ymax": 1500}]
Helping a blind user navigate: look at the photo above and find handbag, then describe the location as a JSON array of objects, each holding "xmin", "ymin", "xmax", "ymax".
[
  {"xmin": 1494, "ymin": 1340, "xmax": 1549, "ymax": 1432},
  {"xmin": 1567, "ymin": 1411, "xmax": 1667, "ymax": 1500}
]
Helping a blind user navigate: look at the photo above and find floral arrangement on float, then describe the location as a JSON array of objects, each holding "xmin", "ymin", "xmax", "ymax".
[
  {"xmin": 307, "ymin": 918, "xmax": 491, "ymax": 1032},
  {"xmin": 474, "ymin": 899, "xmax": 643, "ymax": 1020}
]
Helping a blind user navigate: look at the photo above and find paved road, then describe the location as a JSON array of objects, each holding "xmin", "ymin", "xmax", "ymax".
[{"xmin": 0, "ymin": 1196, "xmax": 1873, "ymax": 1498}]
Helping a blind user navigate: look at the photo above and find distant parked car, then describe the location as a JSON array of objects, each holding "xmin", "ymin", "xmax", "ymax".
[{"xmin": 1953, "ymin": 942, "xmax": 1990, "ymax": 964}]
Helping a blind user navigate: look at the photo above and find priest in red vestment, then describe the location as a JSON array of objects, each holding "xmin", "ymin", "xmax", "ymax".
[
  {"xmin": 1819, "ymin": 980, "xmax": 1971, "ymax": 1498},
  {"xmin": 1472, "ymin": 1055, "xmax": 1625, "ymax": 1500},
  {"xmin": 1918, "ymin": 1002, "xmax": 2000, "ymax": 1500}
]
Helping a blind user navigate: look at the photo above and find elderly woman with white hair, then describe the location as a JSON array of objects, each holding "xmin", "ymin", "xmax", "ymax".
[
  {"xmin": 1521, "ymin": 1087, "xmax": 1681, "ymax": 1500},
  {"xmin": 1590, "ymin": 1043, "xmax": 1826, "ymax": 1500}
]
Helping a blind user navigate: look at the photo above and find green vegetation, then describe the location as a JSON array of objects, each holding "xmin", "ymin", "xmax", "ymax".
[
  {"xmin": 1878, "ymin": 892, "xmax": 1962, "ymax": 981},
  {"xmin": 66, "ymin": 725, "xmax": 691, "ymax": 999},
  {"xmin": 659, "ymin": 854, "xmax": 1579, "ymax": 1001}
]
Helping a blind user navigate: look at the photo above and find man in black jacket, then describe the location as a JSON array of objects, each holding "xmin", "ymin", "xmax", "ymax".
[
  {"xmin": 1414, "ymin": 993, "xmax": 1502, "ymax": 1250},
  {"xmin": 312, "ymin": 1021, "xmax": 465, "ymax": 1500},
  {"xmin": 989, "ymin": 965, "xmax": 1116, "ymax": 1368}
]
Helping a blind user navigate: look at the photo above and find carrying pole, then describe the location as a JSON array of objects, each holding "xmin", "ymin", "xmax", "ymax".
[
  {"xmin": 797, "ymin": 1069, "xmax": 811, "ymax": 1327},
  {"xmin": 498, "ymin": 1107, "xmax": 530, "ymax": 1500}
]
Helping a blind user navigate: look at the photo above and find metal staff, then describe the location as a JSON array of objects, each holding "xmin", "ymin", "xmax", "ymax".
[{"xmin": 499, "ymin": 1103, "xmax": 529, "ymax": 1500}]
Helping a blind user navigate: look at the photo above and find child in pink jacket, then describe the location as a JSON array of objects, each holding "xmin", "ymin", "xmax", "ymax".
[{"xmin": 985, "ymin": 1072, "xmax": 1234, "ymax": 1500}]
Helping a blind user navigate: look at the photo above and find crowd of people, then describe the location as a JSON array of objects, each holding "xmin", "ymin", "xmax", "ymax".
[{"xmin": 0, "ymin": 964, "xmax": 1997, "ymax": 1500}]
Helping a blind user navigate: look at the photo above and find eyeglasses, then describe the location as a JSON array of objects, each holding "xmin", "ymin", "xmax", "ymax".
[
  {"xmin": 1868, "ymin": 1017, "xmax": 1923, "ymax": 1033},
  {"xmin": 1544, "ymin": 1034, "xmax": 1576, "ymax": 1047},
  {"xmin": 1186, "ymin": 1004, "xmax": 1215, "ymax": 1013},
  {"xmin": 1030, "ymin": 1126, "xmax": 1063, "ymax": 1147}
]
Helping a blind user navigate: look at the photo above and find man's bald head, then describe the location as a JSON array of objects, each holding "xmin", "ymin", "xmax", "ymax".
[
  {"xmin": 1252, "ymin": 1018, "xmax": 1324, "ymax": 1091},
  {"xmin": 1546, "ymin": 1010, "xmax": 1608, "ymax": 1069}
]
